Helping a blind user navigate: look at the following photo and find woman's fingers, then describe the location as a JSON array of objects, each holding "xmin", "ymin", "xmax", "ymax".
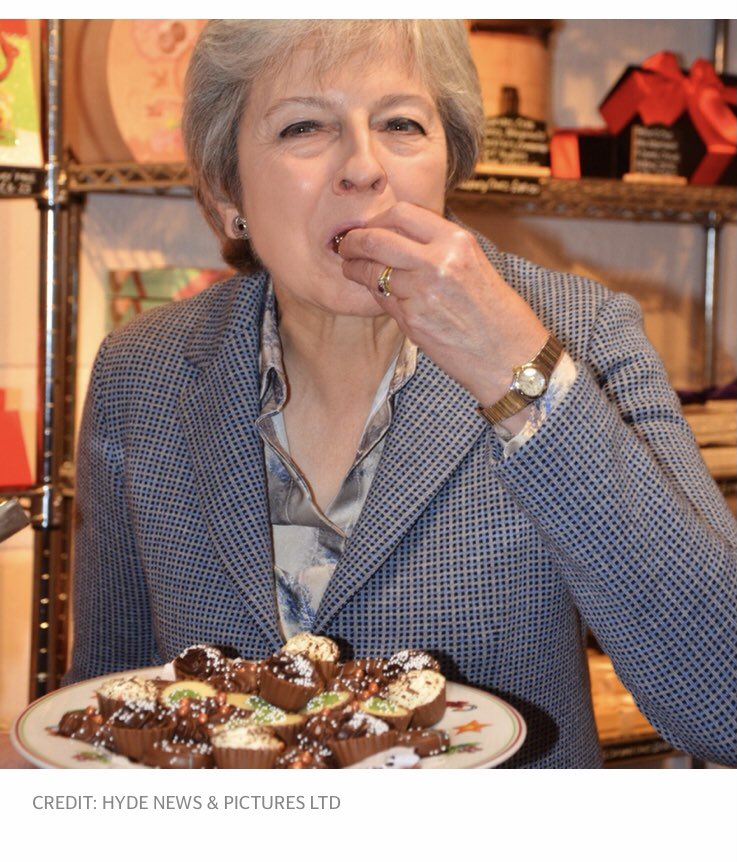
[
  {"xmin": 363, "ymin": 200, "xmax": 447, "ymax": 243},
  {"xmin": 338, "ymin": 227, "xmax": 421, "ymax": 272},
  {"xmin": 337, "ymin": 201, "xmax": 453, "ymax": 268},
  {"xmin": 341, "ymin": 257, "xmax": 407, "ymax": 300}
]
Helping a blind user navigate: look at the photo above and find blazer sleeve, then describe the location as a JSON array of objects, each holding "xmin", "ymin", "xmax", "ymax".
[
  {"xmin": 489, "ymin": 289, "xmax": 737, "ymax": 765},
  {"xmin": 64, "ymin": 334, "xmax": 161, "ymax": 684}
]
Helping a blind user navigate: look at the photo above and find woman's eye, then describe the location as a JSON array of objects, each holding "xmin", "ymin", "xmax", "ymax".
[
  {"xmin": 279, "ymin": 121, "xmax": 319, "ymax": 138},
  {"xmin": 385, "ymin": 117, "xmax": 425, "ymax": 134}
]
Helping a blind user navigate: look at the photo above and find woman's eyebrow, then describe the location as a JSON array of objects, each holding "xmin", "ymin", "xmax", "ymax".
[
  {"xmin": 373, "ymin": 93, "xmax": 434, "ymax": 113},
  {"xmin": 264, "ymin": 92, "xmax": 434, "ymax": 120},
  {"xmin": 264, "ymin": 96, "xmax": 334, "ymax": 119}
]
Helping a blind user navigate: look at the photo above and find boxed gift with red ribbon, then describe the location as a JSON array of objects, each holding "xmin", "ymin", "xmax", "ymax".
[{"xmin": 599, "ymin": 50, "xmax": 736, "ymax": 185}]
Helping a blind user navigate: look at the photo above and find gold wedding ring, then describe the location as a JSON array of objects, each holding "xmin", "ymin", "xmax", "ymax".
[{"xmin": 377, "ymin": 265, "xmax": 393, "ymax": 297}]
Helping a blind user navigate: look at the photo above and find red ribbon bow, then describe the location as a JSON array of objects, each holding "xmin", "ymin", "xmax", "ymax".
[{"xmin": 601, "ymin": 50, "xmax": 736, "ymax": 183}]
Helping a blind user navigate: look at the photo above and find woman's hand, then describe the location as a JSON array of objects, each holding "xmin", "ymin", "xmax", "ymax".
[{"xmin": 338, "ymin": 202, "xmax": 549, "ymax": 409}]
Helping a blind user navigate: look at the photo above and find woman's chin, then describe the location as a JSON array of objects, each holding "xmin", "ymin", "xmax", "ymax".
[
  {"xmin": 325, "ymin": 287, "xmax": 387, "ymax": 318},
  {"xmin": 304, "ymin": 279, "xmax": 388, "ymax": 318},
  {"xmin": 271, "ymin": 266, "xmax": 389, "ymax": 319}
]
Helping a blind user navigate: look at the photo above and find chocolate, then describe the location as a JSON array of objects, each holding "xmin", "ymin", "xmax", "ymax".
[
  {"xmin": 359, "ymin": 696, "xmax": 412, "ymax": 731},
  {"xmin": 108, "ymin": 706, "xmax": 176, "ymax": 763},
  {"xmin": 397, "ymin": 728, "xmax": 449, "ymax": 757},
  {"xmin": 385, "ymin": 669, "xmax": 447, "ymax": 728},
  {"xmin": 210, "ymin": 725, "xmax": 285, "ymax": 769},
  {"xmin": 300, "ymin": 711, "xmax": 341, "ymax": 744},
  {"xmin": 141, "ymin": 739, "xmax": 213, "ymax": 769},
  {"xmin": 264, "ymin": 652, "xmax": 317, "ymax": 685},
  {"xmin": 331, "ymin": 710, "xmax": 391, "ymax": 741},
  {"xmin": 172, "ymin": 696, "xmax": 247, "ymax": 744},
  {"xmin": 172, "ymin": 644, "xmax": 229, "ymax": 680},
  {"xmin": 332, "ymin": 231, "xmax": 348, "ymax": 254},
  {"xmin": 96, "ymin": 676, "xmax": 159, "ymax": 719},
  {"xmin": 333, "ymin": 658, "xmax": 387, "ymax": 697},
  {"xmin": 259, "ymin": 652, "xmax": 321, "ymax": 711},
  {"xmin": 327, "ymin": 711, "xmax": 398, "ymax": 768},
  {"xmin": 56, "ymin": 708, "xmax": 109, "ymax": 746},
  {"xmin": 108, "ymin": 702, "xmax": 172, "ymax": 730},
  {"xmin": 383, "ymin": 649, "xmax": 440, "ymax": 680},
  {"xmin": 207, "ymin": 658, "xmax": 262, "ymax": 693},
  {"xmin": 274, "ymin": 744, "xmax": 330, "ymax": 769}
]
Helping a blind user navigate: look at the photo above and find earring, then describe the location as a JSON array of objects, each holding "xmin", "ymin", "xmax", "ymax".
[{"xmin": 232, "ymin": 214, "xmax": 249, "ymax": 239}]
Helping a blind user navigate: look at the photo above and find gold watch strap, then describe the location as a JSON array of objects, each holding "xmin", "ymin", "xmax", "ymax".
[
  {"xmin": 479, "ymin": 389, "xmax": 532, "ymax": 425},
  {"xmin": 478, "ymin": 334, "xmax": 564, "ymax": 426}
]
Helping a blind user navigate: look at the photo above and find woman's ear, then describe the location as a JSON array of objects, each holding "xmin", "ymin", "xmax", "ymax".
[{"xmin": 216, "ymin": 201, "xmax": 242, "ymax": 239}]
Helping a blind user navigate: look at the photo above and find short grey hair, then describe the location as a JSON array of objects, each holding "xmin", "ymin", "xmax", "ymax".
[{"xmin": 182, "ymin": 20, "xmax": 483, "ymax": 273}]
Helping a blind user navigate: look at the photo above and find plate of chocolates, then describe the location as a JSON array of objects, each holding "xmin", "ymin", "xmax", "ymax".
[{"xmin": 11, "ymin": 635, "xmax": 526, "ymax": 769}]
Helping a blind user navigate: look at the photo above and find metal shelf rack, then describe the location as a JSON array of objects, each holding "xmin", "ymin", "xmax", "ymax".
[{"xmin": 63, "ymin": 160, "xmax": 737, "ymax": 226}]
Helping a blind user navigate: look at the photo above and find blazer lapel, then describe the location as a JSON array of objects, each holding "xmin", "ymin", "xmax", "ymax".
[
  {"xmin": 314, "ymin": 353, "xmax": 488, "ymax": 631},
  {"xmin": 178, "ymin": 275, "xmax": 282, "ymax": 650}
]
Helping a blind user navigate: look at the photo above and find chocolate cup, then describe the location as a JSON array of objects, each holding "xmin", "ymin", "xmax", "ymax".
[
  {"xmin": 141, "ymin": 741, "xmax": 214, "ymax": 769},
  {"xmin": 259, "ymin": 670, "xmax": 320, "ymax": 711},
  {"xmin": 173, "ymin": 669, "xmax": 209, "ymax": 682},
  {"xmin": 359, "ymin": 705, "xmax": 412, "ymax": 732},
  {"xmin": 409, "ymin": 686, "xmax": 446, "ymax": 729},
  {"xmin": 314, "ymin": 660, "xmax": 339, "ymax": 685},
  {"xmin": 328, "ymin": 730, "xmax": 398, "ymax": 768},
  {"xmin": 110, "ymin": 720, "xmax": 175, "ymax": 763},
  {"xmin": 96, "ymin": 694, "xmax": 125, "ymax": 720},
  {"xmin": 267, "ymin": 716, "xmax": 307, "ymax": 746},
  {"xmin": 230, "ymin": 660, "xmax": 262, "ymax": 692},
  {"xmin": 212, "ymin": 745, "xmax": 282, "ymax": 769}
]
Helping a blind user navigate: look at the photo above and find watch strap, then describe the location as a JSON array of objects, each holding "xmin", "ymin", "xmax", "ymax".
[{"xmin": 478, "ymin": 334, "xmax": 564, "ymax": 426}]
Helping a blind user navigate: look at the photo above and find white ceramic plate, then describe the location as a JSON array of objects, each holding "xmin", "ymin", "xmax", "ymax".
[{"xmin": 11, "ymin": 668, "xmax": 526, "ymax": 769}]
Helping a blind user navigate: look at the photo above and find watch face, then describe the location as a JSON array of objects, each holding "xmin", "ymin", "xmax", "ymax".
[{"xmin": 514, "ymin": 366, "xmax": 547, "ymax": 398}]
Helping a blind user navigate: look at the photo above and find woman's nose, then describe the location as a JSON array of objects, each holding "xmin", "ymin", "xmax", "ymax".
[{"xmin": 333, "ymin": 130, "xmax": 387, "ymax": 195}]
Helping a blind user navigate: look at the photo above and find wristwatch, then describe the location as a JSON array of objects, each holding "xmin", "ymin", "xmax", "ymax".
[{"xmin": 478, "ymin": 334, "xmax": 564, "ymax": 426}]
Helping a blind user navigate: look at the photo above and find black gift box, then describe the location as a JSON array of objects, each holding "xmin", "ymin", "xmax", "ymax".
[{"xmin": 599, "ymin": 51, "xmax": 737, "ymax": 185}]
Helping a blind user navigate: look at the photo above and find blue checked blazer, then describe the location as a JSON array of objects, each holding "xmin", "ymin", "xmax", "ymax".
[{"xmin": 67, "ymin": 227, "xmax": 737, "ymax": 768}]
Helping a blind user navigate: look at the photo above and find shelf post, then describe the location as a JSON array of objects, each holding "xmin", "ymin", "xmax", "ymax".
[
  {"xmin": 701, "ymin": 19, "xmax": 729, "ymax": 389},
  {"xmin": 29, "ymin": 19, "xmax": 69, "ymax": 700},
  {"xmin": 702, "ymin": 214, "xmax": 720, "ymax": 389}
]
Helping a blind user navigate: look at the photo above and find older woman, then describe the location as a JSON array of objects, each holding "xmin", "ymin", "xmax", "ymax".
[{"xmin": 66, "ymin": 20, "xmax": 736, "ymax": 768}]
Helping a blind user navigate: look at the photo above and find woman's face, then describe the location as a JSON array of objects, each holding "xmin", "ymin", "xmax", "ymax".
[{"xmin": 222, "ymin": 44, "xmax": 448, "ymax": 317}]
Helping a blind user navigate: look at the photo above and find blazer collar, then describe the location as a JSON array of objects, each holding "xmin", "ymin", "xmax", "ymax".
[
  {"xmin": 182, "ymin": 271, "xmax": 268, "ymax": 369},
  {"xmin": 179, "ymin": 271, "xmax": 283, "ymax": 650},
  {"xmin": 314, "ymin": 352, "xmax": 488, "ymax": 631}
]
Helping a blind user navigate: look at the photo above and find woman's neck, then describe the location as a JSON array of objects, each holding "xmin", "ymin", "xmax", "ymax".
[{"xmin": 276, "ymin": 297, "xmax": 404, "ymax": 405}]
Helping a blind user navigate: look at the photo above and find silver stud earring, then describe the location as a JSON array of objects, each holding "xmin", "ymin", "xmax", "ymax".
[{"xmin": 232, "ymin": 215, "xmax": 249, "ymax": 239}]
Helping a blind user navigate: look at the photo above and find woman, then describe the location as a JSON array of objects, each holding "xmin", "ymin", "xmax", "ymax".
[{"xmin": 67, "ymin": 20, "xmax": 736, "ymax": 768}]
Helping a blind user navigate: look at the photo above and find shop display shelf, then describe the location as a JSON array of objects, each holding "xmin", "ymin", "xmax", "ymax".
[
  {"xmin": 64, "ymin": 161, "xmax": 737, "ymax": 226},
  {"xmin": 452, "ymin": 176, "xmax": 737, "ymax": 226}
]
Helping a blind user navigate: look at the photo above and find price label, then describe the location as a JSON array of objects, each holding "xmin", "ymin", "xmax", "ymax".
[{"xmin": 0, "ymin": 166, "xmax": 44, "ymax": 197}]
